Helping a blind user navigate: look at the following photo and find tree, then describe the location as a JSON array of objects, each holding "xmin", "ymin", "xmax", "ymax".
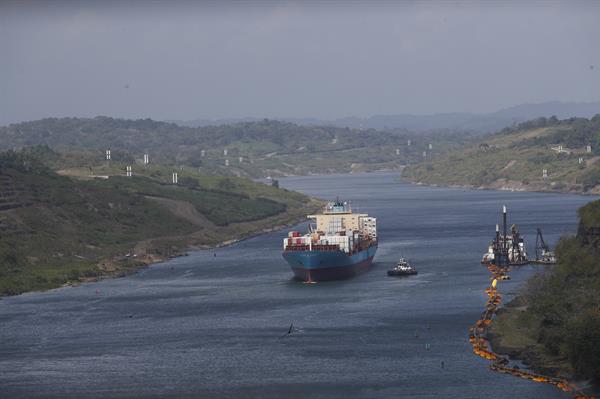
[{"xmin": 566, "ymin": 309, "xmax": 600, "ymax": 381}]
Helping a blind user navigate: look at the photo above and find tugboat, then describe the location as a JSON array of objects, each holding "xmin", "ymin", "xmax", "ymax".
[{"xmin": 387, "ymin": 258, "xmax": 418, "ymax": 276}]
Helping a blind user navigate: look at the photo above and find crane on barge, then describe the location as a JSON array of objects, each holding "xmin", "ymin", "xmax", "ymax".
[{"xmin": 532, "ymin": 228, "xmax": 557, "ymax": 264}]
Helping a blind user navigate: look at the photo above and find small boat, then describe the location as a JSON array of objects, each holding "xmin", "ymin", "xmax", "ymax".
[{"xmin": 387, "ymin": 258, "xmax": 418, "ymax": 276}]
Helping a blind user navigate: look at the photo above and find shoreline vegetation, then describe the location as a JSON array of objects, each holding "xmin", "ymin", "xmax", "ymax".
[
  {"xmin": 62, "ymin": 207, "xmax": 320, "ymax": 294},
  {"xmin": 408, "ymin": 179, "xmax": 600, "ymax": 196},
  {"xmin": 403, "ymin": 115, "xmax": 600, "ymax": 195},
  {"xmin": 487, "ymin": 200, "xmax": 600, "ymax": 391},
  {"xmin": 0, "ymin": 146, "xmax": 322, "ymax": 297}
]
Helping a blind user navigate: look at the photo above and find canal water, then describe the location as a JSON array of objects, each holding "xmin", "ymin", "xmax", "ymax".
[{"xmin": 0, "ymin": 172, "xmax": 595, "ymax": 398}]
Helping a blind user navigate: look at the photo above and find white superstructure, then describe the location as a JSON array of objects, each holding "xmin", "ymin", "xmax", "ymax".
[{"xmin": 283, "ymin": 200, "xmax": 377, "ymax": 254}]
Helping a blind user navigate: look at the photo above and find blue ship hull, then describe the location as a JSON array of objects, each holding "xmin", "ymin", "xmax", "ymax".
[{"xmin": 282, "ymin": 244, "xmax": 377, "ymax": 282}]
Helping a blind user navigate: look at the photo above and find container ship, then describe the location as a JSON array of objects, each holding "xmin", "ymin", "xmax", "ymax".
[{"xmin": 282, "ymin": 200, "xmax": 377, "ymax": 282}]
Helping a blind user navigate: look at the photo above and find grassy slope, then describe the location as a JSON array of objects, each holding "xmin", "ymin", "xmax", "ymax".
[
  {"xmin": 489, "ymin": 199, "xmax": 600, "ymax": 383},
  {"xmin": 0, "ymin": 117, "xmax": 466, "ymax": 178},
  {"xmin": 0, "ymin": 150, "xmax": 320, "ymax": 296},
  {"xmin": 403, "ymin": 116, "xmax": 600, "ymax": 193}
]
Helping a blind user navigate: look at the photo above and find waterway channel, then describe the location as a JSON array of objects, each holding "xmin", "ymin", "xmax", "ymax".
[{"xmin": 0, "ymin": 172, "xmax": 595, "ymax": 398}]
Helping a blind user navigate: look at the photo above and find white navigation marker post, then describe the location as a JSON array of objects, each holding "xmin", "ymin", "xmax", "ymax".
[
  {"xmin": 396, "ymin": 148, "xmax": 400, "ymax": 155},
  {"xmin": 579, "ymin": 157, "xmax": 584, "ymax": 164},
  {"xmin": 143, "ymin": 154, "xmax": 149, "ymax": 165},
  {"xmin": 542, "ymin": 169, "xmax": 548, "ymax": 178},
  {"xmin": 223, "ymin": 149, "xmax": 228, "ymax": 156},
  {"xmin": 502, "ymin": 205, "xmax": 508, "ymax": 255},
  {"xmin": 172, "ymin": 172, "xmax": 178, "ymax": 184},
  {"xmin": 407, "ymin": 139, "xmax": 411, "ymax": 146},
  {"xmin": 239, "ymin": 157, "xmax": 243, "ymax": 163},
  {"xmin": 106, "ymin": 149, "xmax": 111, "ymax": 160},
  {"xmin": 587, "ymin": 145, "xmax": 592, "ymax": 153},
  {"xmin": 126, "ymin": 165, "xmax": 132, "ymax": 177},
  {"xmin": 200, "ymin": 150, "xmax": 206, "ymax": 157},
  {"xmin": 428, "ymin": 143, "xmax": 433, "ymax": 150},
  {"xmin": 422, "ymin": 151, "xmax": 427, "ymax": 158},
  {"xmin": 225, "ymin": 159, "xmax": 229, "ymax": 167}
]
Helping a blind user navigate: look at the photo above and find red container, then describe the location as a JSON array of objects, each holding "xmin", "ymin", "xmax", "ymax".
[
  {"xmin": 296, "ymin": 238, "xmax": 303, "ymax": 245},
  {"xmin": 292, "ymin": 231, "xmax": 300, "ymax": 237}
]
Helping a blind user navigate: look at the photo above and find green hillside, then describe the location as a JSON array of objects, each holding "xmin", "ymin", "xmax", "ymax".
[
  {"xmin": 0, "ymin": 117, "xmax": 463, "ymax": 178},
  {"xmin": 489, "ymin": 199, "xmax": 600, "ymax": 382},
  {"xmin": 0, "ymin": 147, "xmax": 320, "ymax": 296},
  {"xmin": 402, "ymin": 116, "xmax": 600, "ymax": 193}
]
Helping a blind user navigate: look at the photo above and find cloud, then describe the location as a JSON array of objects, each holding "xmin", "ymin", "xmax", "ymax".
[{"xmin": 1, "ymin": 0, "xmax": 599, "ymax": 124}]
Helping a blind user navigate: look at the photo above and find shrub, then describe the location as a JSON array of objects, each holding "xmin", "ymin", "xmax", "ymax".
[{"xmin": 565, "ymin": 309, "xmax": 600, "ymax": 381}]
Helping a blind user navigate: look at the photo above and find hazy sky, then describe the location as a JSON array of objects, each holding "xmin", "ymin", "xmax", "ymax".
[{"xmin": 1, "ymin": 0, "xmax": 599, "ymax": 125}]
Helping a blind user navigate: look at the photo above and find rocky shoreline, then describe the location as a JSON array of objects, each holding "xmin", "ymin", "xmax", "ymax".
[{"xmin": 409, "ymin": 178, "xmax": 600, "ymax": 195}]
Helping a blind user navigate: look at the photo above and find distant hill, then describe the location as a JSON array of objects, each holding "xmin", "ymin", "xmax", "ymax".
[
  {"xmin": 347, "ymin": 101, "xmax": 600, "ymax": 132},
  {"xmin": 0, "ymin": 117, "xmax": 462, "ymax": 178},
  {"xmin": 402, "ymin": 115, "xmax": 600, "ymax": 194},
  {"xmin": 0, "ymin": 147, "xmax": 319, "ymax": 295},
  {"xmin": 171, "ymin": 101, "xmax": 600, "ymax": 133}
]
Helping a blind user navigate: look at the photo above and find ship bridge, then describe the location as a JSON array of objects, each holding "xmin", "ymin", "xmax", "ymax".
[
  {"xmin": 323, "ymin": 201, "xmax": 352, "ymax": 214},
  {"xmin": 307, "ymin": 200, "xmax": 375, "ymax": 237}
]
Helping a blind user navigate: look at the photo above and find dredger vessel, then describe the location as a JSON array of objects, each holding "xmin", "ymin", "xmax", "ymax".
[{"xmin": 481, "ymin": 205, "xmax": 529, "ymax": 267}]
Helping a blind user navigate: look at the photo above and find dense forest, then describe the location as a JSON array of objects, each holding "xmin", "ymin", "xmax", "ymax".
[{"xmin": 0, "ymin": 117, "xmax": 468, "ymax": 177}]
